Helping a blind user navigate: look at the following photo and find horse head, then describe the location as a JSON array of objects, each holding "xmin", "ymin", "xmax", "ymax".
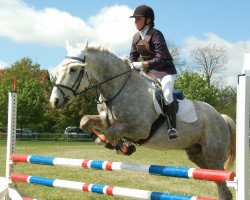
[{"xmin": 50, "ymin": 39, "xmax": 90, "ymax": 108}]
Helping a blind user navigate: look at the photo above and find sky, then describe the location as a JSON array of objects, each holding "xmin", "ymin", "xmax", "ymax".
[{"xmin": 0, "ymin": 0, "xmax": 250, "ymax": 86}]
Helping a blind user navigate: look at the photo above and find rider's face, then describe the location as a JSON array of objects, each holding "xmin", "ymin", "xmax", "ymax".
[{"xmin": 134, "ymin": 16, "xmax": 146, "ymax": 31}]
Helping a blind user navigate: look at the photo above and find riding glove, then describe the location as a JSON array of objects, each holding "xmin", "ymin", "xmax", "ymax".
[{"xmin": 130, "ymin": 62, "xmax": 143, "ymax": 70}]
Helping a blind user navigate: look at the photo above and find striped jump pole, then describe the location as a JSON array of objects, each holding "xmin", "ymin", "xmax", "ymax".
[
  {"xmin": 11, "ymin": 154, "xmax": 235, "ymax": 183},
  {"xmin": 22, "ymin": 198, "xmax": 36, "ymax": 200},
  {"xmin": 10, "ymin": 174, "xmax": 217, "ymax": 200}
]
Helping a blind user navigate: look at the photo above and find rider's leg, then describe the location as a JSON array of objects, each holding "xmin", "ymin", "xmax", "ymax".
[
  {"xmin": 161, "ymin": 74, "xmax": 176, "ymax": 104},
  {"xmin": 165, "ymin": 101, "xmax": 177, "ymax": 128},
  {"xmin": 160, "ymin": 74, "xmax": 179, "ymax": 140}
]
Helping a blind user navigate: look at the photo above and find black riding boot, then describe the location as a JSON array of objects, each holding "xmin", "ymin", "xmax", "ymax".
[{"xmin": 165, "ymin": 101, "xmax": 179, "ymax": 141}]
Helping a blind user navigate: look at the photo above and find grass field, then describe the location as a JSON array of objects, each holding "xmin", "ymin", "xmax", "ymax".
[{"xmin": 0, "ymin": 141, "xmax": 238, "ymax": 200}]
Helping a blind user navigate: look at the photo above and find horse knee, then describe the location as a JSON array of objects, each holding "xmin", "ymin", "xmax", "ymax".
[{"xmin": 80, "ymin": 116, "xmax": 91, "ymax": 130}]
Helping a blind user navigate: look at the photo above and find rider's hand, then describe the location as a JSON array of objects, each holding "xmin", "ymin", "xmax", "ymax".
[{"xmin": 130, "ymin": 62, "xmax": 143, "ymax": 70}]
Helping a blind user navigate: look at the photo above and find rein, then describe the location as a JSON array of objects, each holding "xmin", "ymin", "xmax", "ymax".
[
  {"xmin": 53, "ymin": 56, "xmax": 132, "ymax": 104},
  {"xmin": 79, "ymin": 69, "xmax": 132, "ymax": 104}
]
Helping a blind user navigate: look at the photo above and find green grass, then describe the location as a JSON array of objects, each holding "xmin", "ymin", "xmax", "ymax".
[{"xmin": 0, "ymin": 141, "xmax": 237, "ymax": 200}]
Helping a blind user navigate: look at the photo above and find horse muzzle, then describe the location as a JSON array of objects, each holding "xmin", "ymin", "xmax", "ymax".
[{"xmin": 50, "ymin": 97, "xmax": 59, "ymax": 108}]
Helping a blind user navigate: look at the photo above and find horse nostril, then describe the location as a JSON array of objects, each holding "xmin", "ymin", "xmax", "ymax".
[{"xmin": 54, "ymin": 98, "xmax": 59, "ymax": 105}]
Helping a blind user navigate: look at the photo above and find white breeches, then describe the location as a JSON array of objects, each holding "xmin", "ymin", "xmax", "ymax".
[{"xmin": 158, "ymin": 74, "xmax": 176, "ymax": 104}]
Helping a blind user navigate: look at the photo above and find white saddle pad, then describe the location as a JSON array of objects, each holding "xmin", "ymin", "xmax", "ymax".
[{"xmin": 153, "ymin": 93, "xmax": 198, "ymax": 123}]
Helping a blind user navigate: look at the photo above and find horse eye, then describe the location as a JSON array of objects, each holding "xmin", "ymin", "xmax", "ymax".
[{"xmin": 70, "ymin": 68, "xmax": 76, "ymax": 73}]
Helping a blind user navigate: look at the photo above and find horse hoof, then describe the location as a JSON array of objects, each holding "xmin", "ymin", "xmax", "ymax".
[
  {"xmin": 104, "ymin": 142, "xmax": 115, "ymax": 150},
  {"xmin": 125, "ymin": 145, "xmax": 136, "ymax": 156},
  {"xmin": 95, "ymin": 138, "xmax": 105, "ymax": 145}
]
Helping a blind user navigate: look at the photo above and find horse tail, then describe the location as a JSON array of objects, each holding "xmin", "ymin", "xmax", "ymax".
[{"xmin": 221, "ymin": 114, "xmax": 236, "ymax": 170}]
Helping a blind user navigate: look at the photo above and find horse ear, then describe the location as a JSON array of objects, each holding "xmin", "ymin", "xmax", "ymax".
[
  {"xmin": 65, "ymin": 40, "xmax": 73, "ymax": 53},
  {"xmin": 77, "ymin": 39, "xmax": 88, "ymax": 51},
  {"xmin": 83, "ymin": 39, "xmax": 88, "ymax": 49}
]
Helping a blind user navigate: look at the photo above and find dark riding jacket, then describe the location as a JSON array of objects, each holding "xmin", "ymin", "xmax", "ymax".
[{"xmin": 130, "ymin": 27, "xmax": 177, "ymax": 79}]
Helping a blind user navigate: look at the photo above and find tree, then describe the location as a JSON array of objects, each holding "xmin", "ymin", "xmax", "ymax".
[
  {"xmin": 216, "ymin": 85, "xmax": 236, "ymax": 120},
  {"xmin": 167, "ymin": 40, "xmax": 186, "ymax": 70},
  {"xmin": 191, "ymin": 44, "xmax": 228, "ymax": 86},
  {"xmin": 175, "ymin": 71, "xmax": 236, "ymax": 119},
  {"xmin": 0, "ymin": 57, "xmax": 51, "ymax": 130},
  {"xmin": 174, "ymin": 71, "xmax": 219, "ymax": 107}
]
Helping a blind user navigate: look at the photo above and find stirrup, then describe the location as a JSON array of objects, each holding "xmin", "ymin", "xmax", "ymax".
[{"xmin": 168, "ymin": 128, "xmax": 179, "ymax": 141}]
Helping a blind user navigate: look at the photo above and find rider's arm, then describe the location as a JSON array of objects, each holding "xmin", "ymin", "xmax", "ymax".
[
  {"xmin": 129, "ymin": 40, "xmax": 140, "ymax": 62},
  {"xmin": 147, "ymin": 31, "xmax": 173, "ymax": 69}
]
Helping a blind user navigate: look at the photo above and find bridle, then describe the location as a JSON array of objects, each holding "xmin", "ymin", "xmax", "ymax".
[
  {"xmin": 53, "ymin": 56, "xmax": 87, "ymax": 99},
  {"xmin": 53, "ymin": 56, "xmax": 132, "ymax": 104}
]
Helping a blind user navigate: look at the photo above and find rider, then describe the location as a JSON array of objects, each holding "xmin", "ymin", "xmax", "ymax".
[{"xmin": 129, "ymin": 5, "xmax": 178, "ymax": 141}]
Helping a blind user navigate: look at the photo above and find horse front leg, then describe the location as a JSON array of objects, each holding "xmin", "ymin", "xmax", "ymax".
[
  {"xmin": 106, "ymin": 122, "xmax": 137, "ymax": 155},
  {"xmin": 106, "ymin": 121, "xmax": 149, "ymax": 143},
  {"xmin": 106, "ymin": 122, "xmax": 131, "ymax": 143},
  {"xmin": 80, "ymin": 114, "xmax": 108, "ymax": 132},
  {"xmin": 80, "ymin": 115, "xmax": 109, "ymax": 145}
]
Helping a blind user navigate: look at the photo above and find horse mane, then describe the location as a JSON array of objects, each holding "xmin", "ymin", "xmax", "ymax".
[{"xmin": 87, "ymin": 43, "xmax": 130, "ymax": 67}]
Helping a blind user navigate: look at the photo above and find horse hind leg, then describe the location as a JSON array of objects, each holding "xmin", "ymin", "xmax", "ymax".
[
  {"xmin": 206, "ymin": 160, "xmax": 233, "ymax": 200},
  {"xmin": 185, "ymin": 143, "xmax": 207, "ymax": 168},
  {"xmin": 106, "ymin": 122, "xmax": 148, "ymax": 146},
  {"xmin": 202, "ymin": 148, "xmax": 233, "ymax": 200},
  {"xmin": 186, "ymin": 144, "xmax": 233, "ymax": 200}
]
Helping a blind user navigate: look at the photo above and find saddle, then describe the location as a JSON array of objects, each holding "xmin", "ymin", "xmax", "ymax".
[{"xmin": 135, "ymin": 78, "xmax": 184, "ymax": 145}]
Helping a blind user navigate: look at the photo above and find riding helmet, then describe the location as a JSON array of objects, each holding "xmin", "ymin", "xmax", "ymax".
[{"xmin": 130, "ymin": 5, "xmax": 155, "ymax": 22}]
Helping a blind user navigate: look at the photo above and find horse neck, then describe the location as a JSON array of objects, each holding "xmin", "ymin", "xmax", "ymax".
[{"xmin": 86, "ymin": 49, "xmax": 130, "ymax": 99}]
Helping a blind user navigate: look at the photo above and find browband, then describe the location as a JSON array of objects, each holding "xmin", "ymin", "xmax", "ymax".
[{"xmin": 65, "ymin": 56, "xmax": 85, "ymax": 63}]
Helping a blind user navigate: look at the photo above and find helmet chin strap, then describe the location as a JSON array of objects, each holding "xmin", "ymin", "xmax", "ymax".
[{"xmin": 139, "ymin": 18, "xmax": 150, "ymax": 31}]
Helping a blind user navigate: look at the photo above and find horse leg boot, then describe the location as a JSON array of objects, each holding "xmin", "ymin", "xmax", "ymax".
[{"xmin": 164, "ymin": 101, "xmax": 179, "ymax": 141}]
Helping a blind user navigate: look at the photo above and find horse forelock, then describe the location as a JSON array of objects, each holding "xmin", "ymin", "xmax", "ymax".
[
  {"xmin": 55, "ymin": 60, "xmax": 85, "ymax": 82},
  {"xmin": 56, "ymin": 63, "xmax": 67, "ymax": 74}
]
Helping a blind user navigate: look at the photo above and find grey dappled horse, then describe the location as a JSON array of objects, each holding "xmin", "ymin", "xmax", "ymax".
[{"xmin": 50, "ymin": 40, "xmax": 236, "ymax": 199}]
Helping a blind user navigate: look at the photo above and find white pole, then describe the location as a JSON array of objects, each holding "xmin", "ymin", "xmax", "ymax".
[
  {"xmin": 236, "ymin": 52, "xmax": 250, "ymax": 200},
  {"xmin": 5, "ymin": 78, "xmax": 17, "ymax": 188},
  {"xmin": 0, "ymin": 177, "xmax": 9, "ymax": 199}
]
